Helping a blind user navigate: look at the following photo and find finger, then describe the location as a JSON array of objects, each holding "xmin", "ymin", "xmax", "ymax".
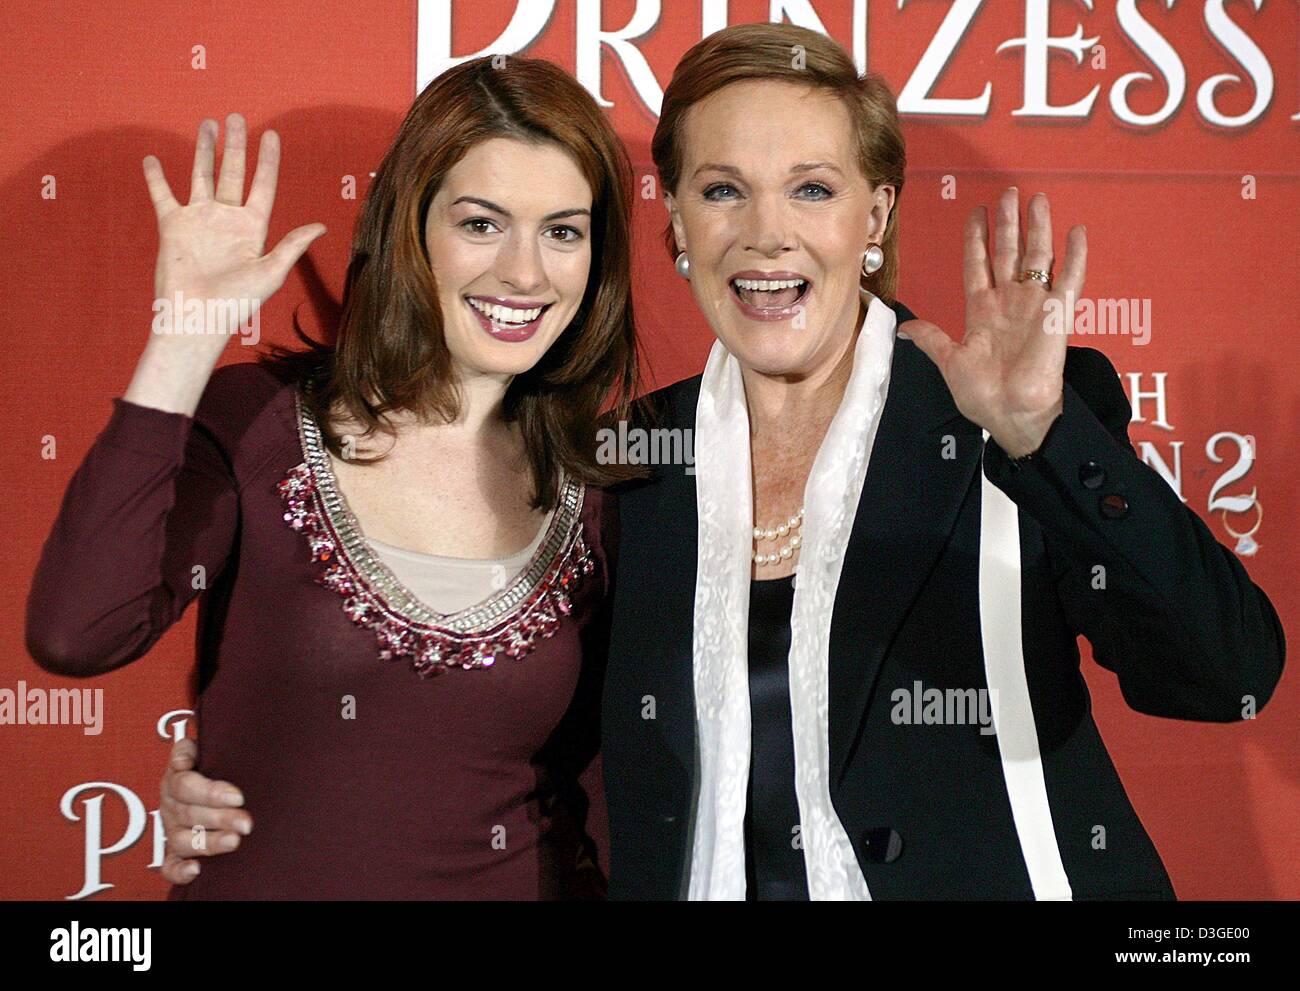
[
  {"xmin": 162, "ymin": 794, "xmax": 254, "ymax": 835},
  {"xmin": 169, "ymin": 736, "xmax": 197, "ymax": 771},
  {"xmin": 992, "ymin": 186, "xmax": 1021, "ymax": 286},
  {"xmin": 142, "ymin": 155, "xmax": 180, "ymax": 220},
  {"xmin": 166, "ymin": 826, "xmax": 244, "ymax": 858},
  {"xmin": 1054, "ymin": 224, "xmax": 1087, "ymax": 299},
  {"xmin": 189, "ymin": 118, "xmax": 217, "ymax": 203},
  {"xmin": 161, "ymin": 853, "xmax": 201, "ymax": 885},
  {"xmin": 259, "ymin": 223, "xmax": 327, "ymax": 286},
  {"xmin": 963, "ymin": 205, "xmax": 992, "ymax": 296},
  {"xmin": 245, "ymin": 129, "xmax": 281, "ymax": 218},
  {"xmin": 169, "ymin": 768, "xmax": 245, "ymax": 808},
  {"xmin": 215, "ymin": 112, "xmax": 247, "ymax": 205},
  {"xmin": 901, "ymin": 318, "xmax": 959, "ymax": 374},
  {"xmin": 1022, "ymin": 192, "xmax": 1054, "ymax": 278}
]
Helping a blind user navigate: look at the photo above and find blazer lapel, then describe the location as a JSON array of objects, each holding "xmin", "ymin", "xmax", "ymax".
[{"xmin": 828, "ymin": 335, "xmax": 984, "ymax": 787}]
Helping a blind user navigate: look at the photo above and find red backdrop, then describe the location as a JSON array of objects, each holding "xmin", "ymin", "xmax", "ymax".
[{"xmin": 2, "ymin": 0, "xmax": 1296, "ymax": 900}]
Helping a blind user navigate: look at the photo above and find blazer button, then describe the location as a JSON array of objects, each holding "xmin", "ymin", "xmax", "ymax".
[
  {"xmin": 1078, "ymin": 460, "xmax": 1106, "ymax": 489},
  {"xmin": 1099, "ymin": 493, "xmax": 1129, "ymax": 519},
  {"xmin": 660, "ymin": 814, "xmax": 677, "ymax": 824},
  {"xmin": 862, "ymin": 827, "xmax": 904, "ymax": 864}
]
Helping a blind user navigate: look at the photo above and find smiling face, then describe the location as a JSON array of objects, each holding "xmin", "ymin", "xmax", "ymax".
[
  {"xmin": 665, "ymin": 79, "xmax": 895, "ymax": 378},
  {"xmin": 424, "ymin": 137, "xmax": 593, "ymax": 380}
]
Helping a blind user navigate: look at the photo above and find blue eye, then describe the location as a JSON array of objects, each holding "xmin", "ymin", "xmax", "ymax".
[
  {"xmin": 702, "ymin": 183, "xmax": 739, "ymax": 201},
  {"xmin": 796, "ymin": 182, "xmax": 833, "ymax": 200}
]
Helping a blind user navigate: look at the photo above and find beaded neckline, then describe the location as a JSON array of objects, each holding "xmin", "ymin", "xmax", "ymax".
[{"xmin": 277, "ymin": 385, "xmax": 593, "ymax": 675}]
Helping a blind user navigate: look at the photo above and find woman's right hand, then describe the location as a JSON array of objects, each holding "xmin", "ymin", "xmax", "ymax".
[
  {"xmin": 127, "ymin": 113, "xmax": 326, "ymax": 415},
  {"xmin": 159, "ymin": 737, "xmax": 253, "ymax": 885}
]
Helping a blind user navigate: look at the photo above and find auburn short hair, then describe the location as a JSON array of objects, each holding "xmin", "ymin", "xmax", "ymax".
[{"xmin": 651, "ymin": 23, "xmax": 906, "ymax": 305}]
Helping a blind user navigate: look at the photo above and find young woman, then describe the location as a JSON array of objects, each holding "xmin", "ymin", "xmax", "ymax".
[{"xmin": 26, "ymin": 55, "xmax": 645, "ymax": 899}]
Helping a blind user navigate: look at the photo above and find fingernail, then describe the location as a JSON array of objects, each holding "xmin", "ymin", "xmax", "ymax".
[
  {"xmin": 185, "ymin": 863, "xmax": 200, "ymax": 879},
  {"xmin": 221, "ymin": 790, "xmax": 243, "ymax": 807},
  {"xmin": 236, "ymin": 818, "xmax": 252, "ymax": 836},
  {"xmin": 220, "ymin": 834, "xmax": 240, "ymax": 851}
]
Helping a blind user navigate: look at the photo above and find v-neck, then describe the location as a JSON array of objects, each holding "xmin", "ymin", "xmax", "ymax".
[
  {"xmin": 291, "ymin": 385, "xmax": 584, "ymax": 630},
  {"xmin": 277, "ymin": 384, "xmax": 595, "ymax": 674}
]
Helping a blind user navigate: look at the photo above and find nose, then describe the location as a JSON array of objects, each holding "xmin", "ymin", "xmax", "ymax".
[
  {"xmin": 743, "ymin": 191, "xmax": 796, "ymax": 257},
  {"xmin": 495, "ymin": 231, "xmax": 547, "ymax": 295}
]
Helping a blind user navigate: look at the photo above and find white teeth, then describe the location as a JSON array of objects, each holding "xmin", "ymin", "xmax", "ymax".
[
  {"xmin": 467, "ymin": 298, "xmax": 544, "ymax": 324},
  {"xmin": 732, "ymin": 277, "xmax": 807, "ymax": 291}
]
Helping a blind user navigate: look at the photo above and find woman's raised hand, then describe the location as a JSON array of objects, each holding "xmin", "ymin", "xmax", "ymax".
[
  {"xmin": 902, "ymin": 187, "xmax": 1087, "ymax": 458},
  {"xmin": 126, "ymin": 113, "xmax": 325, "ymax": 415},
  {"xmin": 159, "ymin": 737, "xmax": 252, "ymax": 885}
]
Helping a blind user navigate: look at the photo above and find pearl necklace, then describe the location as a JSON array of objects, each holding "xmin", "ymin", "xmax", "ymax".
[{"xmin": 753, "ymin": 506, "xmax": 805, "ymax": 567}]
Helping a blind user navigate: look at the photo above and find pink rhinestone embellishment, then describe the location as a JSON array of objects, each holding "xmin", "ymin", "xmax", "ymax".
[{"xmin": 277, "ymin": 460, "xmax": 593, "ymax": 677}]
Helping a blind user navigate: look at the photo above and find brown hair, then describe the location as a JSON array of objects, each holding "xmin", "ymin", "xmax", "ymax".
[
  {"xmin": 265, "ymin": 56, "xmax": 645, "ymax": 509},
  {"xmin": 650, "ymin": 23, "xmax": 906, "ymax": 305}
]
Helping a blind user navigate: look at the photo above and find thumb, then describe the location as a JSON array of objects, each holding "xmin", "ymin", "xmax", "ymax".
[
  {"xmin": 261, "ymin": 222, "xmax": 327, "ymax": 288},
  {"xmin": 170, "ymin": 736, "xmax": 197, "ymax": 771},
  {"xmin": 901, "ymin": 318, "xmax": 957, "ymax": 371}
]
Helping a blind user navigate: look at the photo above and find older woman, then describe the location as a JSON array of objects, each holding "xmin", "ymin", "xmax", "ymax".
[{"xmin": 599, "ymin": 23, "xmax": 1284, "ymax": 900}]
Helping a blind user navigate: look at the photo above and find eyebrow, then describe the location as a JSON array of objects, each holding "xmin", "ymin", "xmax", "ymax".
[
  {"xmin": 451, "ymin": 196, "xmax": 590, "ymax": 222},
  {"xmin": 691, "ymin": 161, "xmax": 845, "ymax": 180}
]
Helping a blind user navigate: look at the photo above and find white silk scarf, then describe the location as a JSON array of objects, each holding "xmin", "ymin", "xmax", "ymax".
[{"xmin": 687, "ymin": 292, "xmax": 1073, "ymax": 900}]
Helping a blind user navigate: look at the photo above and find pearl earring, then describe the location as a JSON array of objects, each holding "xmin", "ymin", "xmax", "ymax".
[
  {"xmin": 674, "ymin": 251, "xmax": 691, "ymax": 280},
  {"xmin": 861, "ymin": 243, "xmax": 884, "ymax": 277}
]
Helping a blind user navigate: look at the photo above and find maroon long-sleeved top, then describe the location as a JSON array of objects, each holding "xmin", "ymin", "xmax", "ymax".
[{"xmin": 26, "ymin": 361, "xmax": 614, "ymax": 900}]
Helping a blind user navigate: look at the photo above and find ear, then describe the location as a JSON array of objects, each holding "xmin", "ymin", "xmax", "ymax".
[
  {"xmin": 663, "ymin": 191, "xmax": 688, "ymax": 254},
  {"xmin": 868, "ymin": 183, "xmax": 897, "ymax": 243}
]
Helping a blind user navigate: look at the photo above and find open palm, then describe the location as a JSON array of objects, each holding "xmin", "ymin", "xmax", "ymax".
[
  {"xmin": 903, "ymin": 187, "xmax": 1087, "ymax": 458},
  {"xmin": 143, "ymin": 113, "xmax": 324, "ymax": 341}
]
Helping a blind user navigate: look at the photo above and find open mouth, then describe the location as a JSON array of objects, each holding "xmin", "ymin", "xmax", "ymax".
[
  {"xmin": 728, "ymin": 275, "xmax": 806, "ymax": 310},
  {"xmin": 464, "ymin": 296, "xmax": 552, "ymax": 341}
]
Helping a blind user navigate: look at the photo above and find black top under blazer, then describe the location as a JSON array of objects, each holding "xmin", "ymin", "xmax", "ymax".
[{"xmin": 601, "ymin": 299, "xmax": 1286, "ymax": 900}]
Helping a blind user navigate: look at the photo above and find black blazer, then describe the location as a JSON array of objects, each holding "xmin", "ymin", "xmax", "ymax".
[{"xmin": 601, "ymin": 299, "xmax": 1285, "ymax": 900}]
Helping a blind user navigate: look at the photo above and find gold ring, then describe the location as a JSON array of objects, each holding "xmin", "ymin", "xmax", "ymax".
[{"xmin": 1020, "ymin": 268, "xmax": 1052, "ymax": 289}]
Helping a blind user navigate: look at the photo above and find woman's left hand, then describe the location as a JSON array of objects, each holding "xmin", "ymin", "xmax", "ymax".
[{"xmin": 902, "ymin": 187, "xmax": 1086, "ymax": 458}]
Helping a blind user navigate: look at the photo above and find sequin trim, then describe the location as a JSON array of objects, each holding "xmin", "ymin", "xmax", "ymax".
[{"xmin": 277, "ymin": 387, "xmax": 594, "ymax": 676}]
